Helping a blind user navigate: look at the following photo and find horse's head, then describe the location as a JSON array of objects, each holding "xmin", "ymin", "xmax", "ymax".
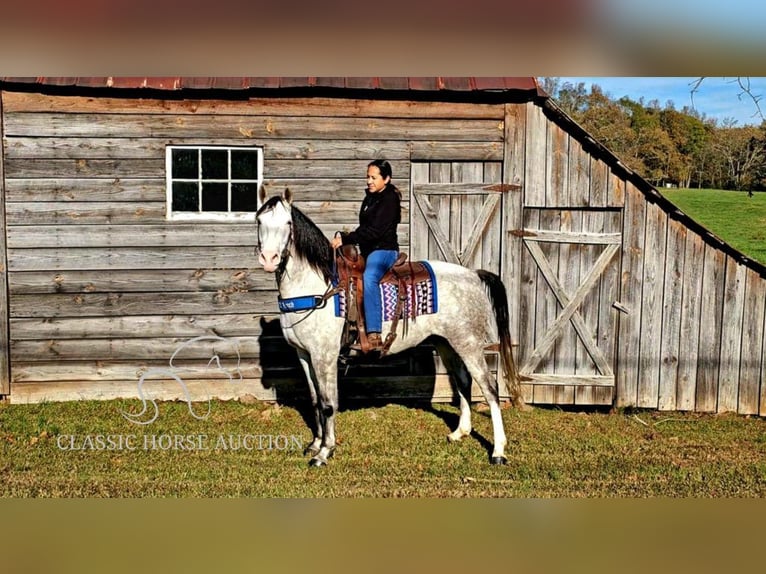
[{"xmin": 255, "ymin": 187, "xmax": 294, "ymax": 273}]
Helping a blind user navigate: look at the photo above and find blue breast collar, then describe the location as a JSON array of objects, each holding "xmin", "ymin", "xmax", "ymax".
[{"xmin": 278, "ymin": 294, "xmax": 328, "ymax": 313}]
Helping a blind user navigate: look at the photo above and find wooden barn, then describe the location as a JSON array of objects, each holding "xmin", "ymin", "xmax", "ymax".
[{"xmin": 0, "ymin": 77, "xmax": 765, "ymax": 415}]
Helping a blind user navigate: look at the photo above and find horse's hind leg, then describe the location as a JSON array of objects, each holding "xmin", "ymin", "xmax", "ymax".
[
  {"xmin": 450, "ymin": 339, "xmax": 508, "ymax": 465},
  {"xmin": 433, "ymin": 339, "xmax": 472, "ymax": 442}
]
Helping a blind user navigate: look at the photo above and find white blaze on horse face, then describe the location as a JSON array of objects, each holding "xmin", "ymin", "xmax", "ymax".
[{"xmin": 257, "ymin": 201, "xmax": 292, "ymax": 273}]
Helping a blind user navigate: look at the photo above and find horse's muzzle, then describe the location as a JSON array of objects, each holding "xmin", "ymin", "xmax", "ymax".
[{"xmin": 259, "ymin": 250, "xmax": 281, "ymax": 272}]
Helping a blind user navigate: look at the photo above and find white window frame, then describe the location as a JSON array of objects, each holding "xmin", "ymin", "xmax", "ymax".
[{"xmin": 165, "ymin": 145, "xmax": 264, "ymax": 222}]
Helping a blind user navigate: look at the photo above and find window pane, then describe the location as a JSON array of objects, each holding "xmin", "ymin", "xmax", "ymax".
[
  {"xmin": 231, "ymin": 150, "xmax": 260, "ymax": 180},
  {"xmin": 202, "ymin": 182, "xmax": 228, "ymax": 211},
  {"xmin": 202, "ymin": 149, "xmax": 228, "ymax": 179},
  {"xmin": 231, "ymin": 183, "xmax": 260, "ymax": 212},
  {"xmin": 172, "ymin": 182, "xmax": 199, "ymax": 211},
  {"xmin": 172, "ymin": 149, "xmax": 198, "ymax": 179}
]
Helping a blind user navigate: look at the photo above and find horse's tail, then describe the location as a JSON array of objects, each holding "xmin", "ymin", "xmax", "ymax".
[{"xmin": 476, "ymin": 270, "xmax": 525, "ymax": 408}]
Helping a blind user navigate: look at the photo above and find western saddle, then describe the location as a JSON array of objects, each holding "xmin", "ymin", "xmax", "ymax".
[{"xmin": 335, "ymin": 244, "xmax": 431, "ymax": 356}]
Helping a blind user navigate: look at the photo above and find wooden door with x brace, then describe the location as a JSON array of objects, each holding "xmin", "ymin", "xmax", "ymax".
[{"xmin": 517, "ymin": 207, "xmax": 622, "ymax": 405}]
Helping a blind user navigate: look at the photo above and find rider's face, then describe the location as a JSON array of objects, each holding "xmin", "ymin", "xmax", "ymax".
[{"xmin": 367, "ymin": 166, "xmax": 390, "ymax": 193}]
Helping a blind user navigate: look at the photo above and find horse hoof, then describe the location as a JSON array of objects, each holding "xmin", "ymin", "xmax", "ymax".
[
  {"xmin": 308, "ymin": 457, "xmax": 327, "ymax": 468},
  {"xmin": 490, "ymin": 456, "xmax": 508, "ymax": 465},
  {"xmin": 304, "ymin": 445, "xmax": 320, "ymax": 457}
]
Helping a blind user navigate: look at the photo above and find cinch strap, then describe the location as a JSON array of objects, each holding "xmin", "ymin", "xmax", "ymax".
[{"xmin": 278, "ymin": 295, "xmax": 327, "ymax": 313}]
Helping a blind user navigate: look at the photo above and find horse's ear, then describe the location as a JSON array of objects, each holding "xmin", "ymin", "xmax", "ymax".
[
  {"xmin": 283, "ymin": 188, "xmax": 293, "ymax": 205},
  {"xmin": 259, "ymin": 185, "xmax": 267, "ymax": 205}
]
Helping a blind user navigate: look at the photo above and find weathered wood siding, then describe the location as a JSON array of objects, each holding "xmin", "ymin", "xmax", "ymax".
[
  {"xmin": 615, "ymin": 188, "xmax": 766, "ymax": 415},
  {"xmin": 0, "ymin": 94, "xmax": 10, "ymax": 394},
  {"xmin": 1, "ymin": 90, "xmax": 506, "ymax": 403}
]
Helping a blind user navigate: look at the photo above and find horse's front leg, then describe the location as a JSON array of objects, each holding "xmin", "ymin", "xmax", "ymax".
[
  {"xmin": 306, "ymin": 356, "xmax": 339, "ymax": 467},
  {"xmin": 296, "ymin": 350, "xmax": 322, "ymax": 457}
]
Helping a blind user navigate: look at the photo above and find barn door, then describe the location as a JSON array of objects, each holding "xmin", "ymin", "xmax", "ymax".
[
  {"xmin": 517, "ymin": 208, "xmax": 622, "ymax": 404},
  {"xmin": 410, "ymin": 161, "xmax": 505, "ymax": 273}
]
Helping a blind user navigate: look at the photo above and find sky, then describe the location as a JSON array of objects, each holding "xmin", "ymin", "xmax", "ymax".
[{"xmin": 554, "ymin": 77, "xmax": 766, "ymax": 127}]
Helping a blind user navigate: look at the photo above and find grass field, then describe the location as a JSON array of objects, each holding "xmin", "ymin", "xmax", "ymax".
[
  {"xmin": 2, "ymin": 399, "xmax": 765, "ymax": 497},
  {"xmin": 661, "ymin": 188, "xmax": 766, "ymax": 264}
]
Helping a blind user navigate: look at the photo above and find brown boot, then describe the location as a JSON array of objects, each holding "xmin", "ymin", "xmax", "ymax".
[{"xmin": 367, "ymin": 332, "xmax": 383, "ymax": 352}]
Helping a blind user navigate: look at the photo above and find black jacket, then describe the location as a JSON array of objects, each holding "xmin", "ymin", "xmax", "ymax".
[{"xmin": 342, "ymin": 184, "xmax": 401, "ymax": 258}]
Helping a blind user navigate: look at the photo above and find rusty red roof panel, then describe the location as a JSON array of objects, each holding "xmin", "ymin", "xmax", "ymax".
[
  {"xmin": 314, "ymin": 77, "xmax": 347, "ymax": 88},
  {"xmin": 1, "ymin": 77, "xmax": 543, "ymax": 97}
]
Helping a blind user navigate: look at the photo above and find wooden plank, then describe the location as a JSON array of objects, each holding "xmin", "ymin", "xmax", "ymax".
[
  {"xmin": 6, "ymin": 202, "xmax": 168, "ymax": 225},
  {"xmin": 7, "ymin": 224, "xmax": 258, "ymax": 248},
  {"xmin": 501, "ymin": 103, "xmax": 525, "ymax": 393},
  {"xmin": 521, "ymin": 374, "xmax": 614, "ymax": 386},
  {"xmin": 676, "ymin": 231, "xmax": 705, "ymax": 411},
  {"xmin": 11, "ymin": 360, "xmax": 266, "ymax": 383},
  {"xmin": 9, "ymin": 378, "xmax": 280, "ymax": 404},
  {"xmin": 520, "ymin": 208, "xmax": 541, "ymax": 384},
  {"xmin": 410, "ymin": 142, "xmax": 503, "ymax": 161},
  {"xmin": 9, "ymin": 268, "xmax": 273, "ymax": 295},
  {"xmin": 7, "ymin": 246, "xmax": 261, "ymax": 271},
  {"xmin": 615, "ymin": 181, "xmax": 646, "ymax": 407},
  {"xmin": 555, "ymin": 209, "xmax": 581, "ymax": 379},
  {"xmin": 10, "ymin": 313, "xmax": 272, "ymax": 340},
  {"xmin": 413, "ymin": 183, "xmax": 505, "ymax": 195},
  {"xmin": 409, "ymin": 163, "xmax": 430, "ymax": 262},
  {"xmin": 696, "ymin": 245, "xmax": 726, "ymax": 412},
  {"xmin": 576, "ymin": 209, "xmax": 601, "ymax": 383},
  {"xmin": 717, "ymin": 258, "xmax": 747, "ymax": 413},
  {"xmin": 11, "ymin": 336, "xmax": 263, "ymax": 361},
  {"xmin": 546, "ymin": 119, "xmax": 568, "ymax": 209},
  {"xmin": 3, "ymin": 91, "xmax": 505, "ymax": 119},
  {"xmin": 522, "ymin": 230, "xmax": 621, "ymax": 244},
  {"xmin": 607, "ymin": 171, "xmax": 625, "ymax": 208},
  {"xmin": 567, "ymin": 137, "xmax": 590, "ymax": 207},
  {"xmin": 4, "ymin": 136, "xmax": 412, "ymax": 160},
  {"xmin": 5, "ymin": 178, "xmax": 164, "ymax": 202},
  {"xmin": 0, "ymin": 94, "xmax": 10, "ymax": 394},
  {"xmin": 3, "ymin": 113, "xmax": 505, "ymax": 141},
  {"xmin": 658, "ymin": 219, "xmax": 686, "ymax": 411},
  {"xmin": 481, "ymin": 163, "xmax": 503, "ymax": 274},
  {"xmin": 9, "ymin": 291, "xmax": 277, "ymax": 318},
  {"xmin": 5, "ymin": 158, "xmax": 165, "ymax": 179},
  {"xmin": 589, "ymin": 157, "xmax": 609, "ymax": 208},
  {"xmin": 524, "ymin": 102, "xmax": 547, "ymax": 207},
  {"xmin": 454, "ymin": 162, "xmax": 485, "ymax": 270},
  {"xmin": 740, "ymin": 268, "xmax": 765, "ymax": 415},
  {"xmin": 636, "ymin": 202, "xmax": 667, "ymax": 408},
  {"xmin": 536, "ymin": 209, "xmax": 560, "ymax": 376}
]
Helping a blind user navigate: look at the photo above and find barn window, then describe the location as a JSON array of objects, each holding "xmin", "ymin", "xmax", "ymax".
[{"xmin": 165, "ymin": 145, "xmax": 264, "ymax": 220}]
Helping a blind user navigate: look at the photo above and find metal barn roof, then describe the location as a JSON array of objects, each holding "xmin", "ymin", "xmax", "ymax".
[{"xmin": 0, "ymin": 76, "xmax": 544, "ymax": 97}]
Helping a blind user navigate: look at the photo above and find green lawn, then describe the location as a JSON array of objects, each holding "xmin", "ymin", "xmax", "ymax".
[
  {"xmin": 661, "ymin": 188, "xmax": 766, "ymax": 264},
  {"xmin": 2, "ymin": 399, "xmax": 765, "ymax": 497}
]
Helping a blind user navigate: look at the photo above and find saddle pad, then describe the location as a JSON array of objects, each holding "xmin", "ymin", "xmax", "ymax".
[{"xmin": 334, "ymin": 261, "xmax": 438, "ymax": 320}]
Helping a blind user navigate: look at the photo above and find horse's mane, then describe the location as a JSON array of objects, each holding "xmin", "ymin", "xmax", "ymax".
[{"xmin": 258, "ymin": 196, "xmax": 335, "ymax": 283}]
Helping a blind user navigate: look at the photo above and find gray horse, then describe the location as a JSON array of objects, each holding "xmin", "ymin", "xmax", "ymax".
[{"xmin": 255, "ymin": 188, "xmax": 523, "ymax": 467}]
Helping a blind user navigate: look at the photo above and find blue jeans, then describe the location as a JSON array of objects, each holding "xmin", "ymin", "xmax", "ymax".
[{"xmin": 363, "ymin": 250, "xmax": 398, "ymax": 334}]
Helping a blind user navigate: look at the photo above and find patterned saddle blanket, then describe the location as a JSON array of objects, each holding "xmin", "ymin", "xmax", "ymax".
[{"xmin": 334, "ymin": 260, "xmax": 438, "ymax": 321}]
